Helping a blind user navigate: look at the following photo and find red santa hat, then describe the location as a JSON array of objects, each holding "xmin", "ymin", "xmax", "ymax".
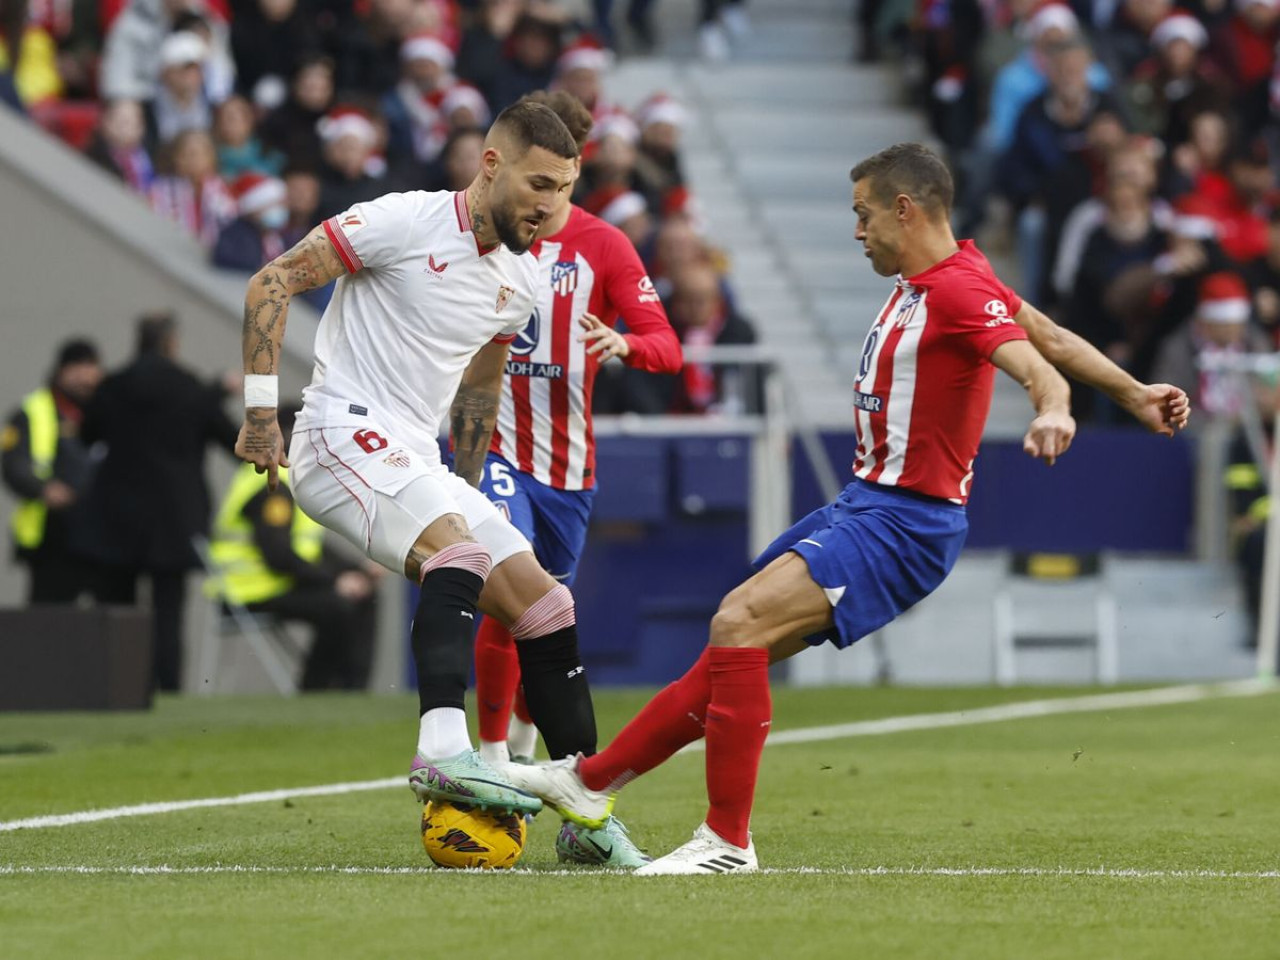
[
  {"xmin": 1197, "ymin": 272, "xmax": 1251, "ymax": 323},
  {"xmin": 1023, "ymin": 2, "xmax": 1079, "ymax": 40},
  {"xmin": 440, "ymin": 83, "xmax": 490, "ymax": 126},
  {"xmin": 556, "ymin": 36, "xmax": 614, "ymax": 75},
  {"xmin": 587, "ymin": 186, "xmax": 648, "ymax": 227},
  {"xmin": 635, "ymin": 93, "xmax": 687, "ymax": 130},
  {"xmin": 230, "ymin": 172, "xmax": 286, "ymax": 216},
  {"xmin": 317, "ymin": 107, "xmax": 378, "ymax": 147},
  {"xmin": 1150, "ymin": 12, "xmax": 1208, "ymax": 49},
  {"xmin": 400, "ymin": 33, "xmax": 456, "ymax": 70}
]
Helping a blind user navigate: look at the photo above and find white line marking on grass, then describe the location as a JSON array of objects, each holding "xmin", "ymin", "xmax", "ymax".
[
  {"xmin": 1, "ymin": 865, "xmax": 1276, "ymax": 880},
  {"xmin": 677, "ymin": 677, "xmax": 1278, "ymax": 753},
  {"xmin": 1, "ymin": 678, "xmax": 1273, "ymax": 834}
]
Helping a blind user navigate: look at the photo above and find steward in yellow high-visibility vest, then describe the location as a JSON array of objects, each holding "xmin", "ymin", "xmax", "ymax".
[
  {"xmin": 1225, "ymin": 429, "xmax": 1273, "ymax": 653},
  {"xmin": 1, "ymin": 339, "xmax": 102, "ymax": 603},
  {"xmin": 208, "ymin": 405, "xmax": 377, "ymax": 691}
]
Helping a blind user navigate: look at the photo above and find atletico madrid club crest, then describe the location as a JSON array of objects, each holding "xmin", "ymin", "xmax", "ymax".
[
  {"xmin": 496, "ymin": 285, "xmax": 516, "ymax": 313},
  {"xmin": 551, "ymin": 260, "xmax": 579, "ymax": 297}
]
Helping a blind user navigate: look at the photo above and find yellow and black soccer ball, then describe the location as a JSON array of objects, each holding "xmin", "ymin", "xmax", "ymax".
[{"xmin": 420, "ymin": 801, "xmax": 527, "ymax": 869}]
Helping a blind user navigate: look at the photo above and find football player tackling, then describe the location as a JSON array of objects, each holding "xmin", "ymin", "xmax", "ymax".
[{"xmin": 509, "ymin": 143, "xmax": 1192, "ymax": 873}]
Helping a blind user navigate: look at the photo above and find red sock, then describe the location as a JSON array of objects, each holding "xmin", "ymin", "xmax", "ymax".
[
  {"xmin": 578, "ymin": 649, "xmax": 712, "ymax": 792},
  {"xmin": 512, "ymin": 683, "xmax": 532, "ymax": 724},
  {"xmin": 704, "ymin": 646, "xmax": 771, "ymax": 849},
  {"xmin": 474, "ymin": 616, "xmax": 520, "ymax": 743}
]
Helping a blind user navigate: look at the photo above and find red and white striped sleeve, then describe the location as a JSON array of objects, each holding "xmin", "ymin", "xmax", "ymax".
[{"xmin": 321, "ymin": 193, "xmax": 417, "ymax": 273}]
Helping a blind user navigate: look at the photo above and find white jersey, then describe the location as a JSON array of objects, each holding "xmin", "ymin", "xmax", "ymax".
[{"xmin": 295, "ymin": 190, "xmax": 538, "ymax": 465}]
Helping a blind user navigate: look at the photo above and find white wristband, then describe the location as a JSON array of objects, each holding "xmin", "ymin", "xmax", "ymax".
[{"xmin": 244, "ymin": 375, "xmax": 279, "ymax": 408}]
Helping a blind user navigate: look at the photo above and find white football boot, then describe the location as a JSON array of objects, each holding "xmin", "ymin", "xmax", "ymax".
[
  {"xmin": 634, "ymin": 823, "xmax": 759, "ymax": 876},
  {"xmin": 499, "ymin": 753, "xmax": 614, "ymax": 830}
]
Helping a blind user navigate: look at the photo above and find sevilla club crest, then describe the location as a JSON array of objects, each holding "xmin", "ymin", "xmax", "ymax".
[{"xmin": 496, "ymin": 285, "xmax": 516, "ymax": 313}]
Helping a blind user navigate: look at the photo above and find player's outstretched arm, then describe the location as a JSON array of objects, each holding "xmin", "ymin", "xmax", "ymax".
[
  {"xmin": 1013, "ymin": 302, "xmax": 1191, "ymax": 436},
  {"xmin": 236, "ymin": 225, "xmax": 347, "ymax": 489},
  {"xmin": 991, "ymin": 339, "xmax": 1076, "ymax": 465},
  {"xmin": 450, "ymin": 338, "xmax": 510, "ymax": 487}
]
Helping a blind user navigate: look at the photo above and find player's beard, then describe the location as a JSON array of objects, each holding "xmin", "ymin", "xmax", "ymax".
[{"xmin": 491, "ymin": 195, "xmax": 539, "ymax": 254}]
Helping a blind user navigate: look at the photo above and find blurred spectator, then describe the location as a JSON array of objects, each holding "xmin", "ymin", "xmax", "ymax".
[
  {"xmin": 553, "ymin": 36, "xmax": 612, "ymax": 120},
  {"xmin": 214, "ymin": 93, "xmax": 283, "ymax": 176},
  {"xmin": 208, "ymin": 404, "xmax": 377, "ymax": 690},
  {"xmin": 148, "ymin": 127, "xmax": 237, "ymax": 247},
  {"xmin": 455, "ymin": 0, "xmax": 521, "ymax": 105},
  {"xmin": 229, "ymin": 0, "xmax": 320, "ymax": 104},
  {"xmin": 149, "ymin": 30, "xmax": 214, "ymax": 145},
  {"xmin": 1095, "ymin": 0, "xmax": 1174, "ymax": 82},
  {"xmin": 331, "ymin": 0, "xmax": 431, "ymax": 98},
  {"xmin": 316, "ymin": 106, "xmax": 386, "ymax": 219},
  {"xmin": 212, "ymin": 171, "xmax": 295, "ymax": 269},
  {"xmin": 0, "ymin": 11, "xmax": 63, "ymax": 106},
  {"xmin": 588, "ymin": 185, "xmax": 652, "ymax": 249},
  {"xmin": 282, "ymin": 163, "xmax": 321, "ymax": 231},
  {"xmin": 2, "ymin": 338, "xmax": 102, "ymax": 603},
  {"xmin": 1171, "ymin": 132, "xmax": 1275, "ymax": 263},
  {"xmin": 1125, "ymin": 12, "xmax": 1231, "ymax": 145},
  {"xmin": 78, "ymin": 313, "xmax": 239, "ymax": 692},
  {"xmin": 1225, "ymin": 407, "xmax": 1277, "ymax": 656},
  {"xmin": 259, "ymin": 54, "xmax": 334, "ymax": 172},
  {"xmin": 633, "ymin": 93, "xmax": 686, "ymax": 213},
  {"xmin": 86, "ymin": 99, "xmax": 156, "ymax": 195},
  {"xmin": 172, "ymin": 9, "xmax": 235, "ymax": 101},
  {"xmin": 1000, "ymin": 35, "xmax": 1128, "ymax": 300},
  {"xmin": 382, "ymin": 33, "xmax": 456, "ymax": 166},
  {"xmin": 1242, "ymin": 209, "xmax": 1280, "ymax": 344},
  {"xmin": 912, "ymin": 0, "xmax": 985, "ymax": 157},
  {"xmin": 664, "ymin": 259, "xmax": 756, "ymax": 414},
  {"xmin": 1151, "ymin": 271, "xmax": 1273, "ymax": 417},
  {"xmin": 428, "ymin": 124, "xmax": 484, "ymax": 190},
  {"xmin": 490, "ymin": 11, "xmax": 561, "ymax": 112},
  {"xmin": 100, "ymin": 0, "xmax": 235, "ymax": 104},
  {"xmin": 580, "ymin": 111, "xmax": 640, "ymax": 198},
  {"xmin": 1208, "ymin": 0, "xmax": 1279, "ymax": 137}
]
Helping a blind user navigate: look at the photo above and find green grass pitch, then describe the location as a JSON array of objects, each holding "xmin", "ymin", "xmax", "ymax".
[{"xmin": 2, "ymin": 685, "xmax": 1278, "ymax": 960}]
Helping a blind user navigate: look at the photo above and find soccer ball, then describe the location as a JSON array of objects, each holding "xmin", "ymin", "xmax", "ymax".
[{"xmin": 420, "ymin": 801, "xmax": 527, "ymax": 869}]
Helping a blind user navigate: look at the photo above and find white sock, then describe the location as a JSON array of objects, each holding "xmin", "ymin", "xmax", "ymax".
[
  {"xmin": 507, "ymin": 716, "xmax": 538, "ymax": 759},
  {"xmin": 478, "ymin": 739, "xmax": 509, "ymax": 766},
  {"xmin": 417, "ymin": 708, "xmax": 472, "ymax": 760}
]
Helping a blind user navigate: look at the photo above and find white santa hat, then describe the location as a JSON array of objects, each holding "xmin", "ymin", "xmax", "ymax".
[
  {"xmin": 636, "ymin": 94, "xmax": 686, "ymax": 130},
  {"xmin": 440, "ymin": 83, "xmax": 490, "ymax": 126},
  {"xmin": 317, "ymin": 108, "xmax": 378, "ymax": 148},
  {"xmin": 1198, "ymin": 272, "xmax": 1251, "ymax": 323},
  {"xmin": 597, "ymin": 190, "xmax": 648, "ymax": 228},
  {"xmin": 401, "ymin": 34, "xmax": 456, "ymax": 70},
  {"xmin": 1023, "ymin": 2, "xmax": 1079, "ymax": 40},
  {"xmin": 1236, "ymin": 0, "xmax": 1280, "ymax": 13},
  {"xmin": 595, "ymin": 112, "xmax": 640, "ymax": 144},
  {"xmin": 1150, "ymin": 12, "xmax": 1208, "ymax": 49},
  {"xmin": 230, "ymin": 172, "xmax": 287, "ymax": 216},
  {"xmin": 556, "ymin": 38, "xmax": 614, "ymax": 75},
  {"xmin": 159, "ymin": 31, "xmax": 208, "ymax": 69}
]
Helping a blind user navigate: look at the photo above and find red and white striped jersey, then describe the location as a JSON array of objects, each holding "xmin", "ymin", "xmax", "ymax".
[
  {"xmin": 852, "ymin": 240, "xmax": 1028, "ymax": 504},
  {"xmin": 491, "ymin": 206, "xmax": 682, "ymax": 490}
]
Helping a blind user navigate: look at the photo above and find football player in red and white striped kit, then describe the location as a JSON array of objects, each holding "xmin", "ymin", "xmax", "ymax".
[
  {"xmin": 509, "ymin": 142, "xmax": 1192, "ymax": 874},
  {"xmin": 464, "ymin": 92, "xmax": 682, "ymax": 867}
]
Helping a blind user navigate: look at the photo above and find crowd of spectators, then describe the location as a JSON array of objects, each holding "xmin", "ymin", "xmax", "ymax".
[
  {"xmin": 0, "ymin": 0, "xmax": 755, "ymax": 416},
  {"xmin": 894, "ymin": 0, "xmax": 1280, "ymax": 428}
]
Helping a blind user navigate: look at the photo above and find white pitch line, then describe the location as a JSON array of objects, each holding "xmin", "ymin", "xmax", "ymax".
[
  {"xmin": 1, "ymin": 865, "xmax": 1277, "ymax": 880},
  {"xmin": 1, "ymin": 678, "xmax": 1273, "ymax": 834}
]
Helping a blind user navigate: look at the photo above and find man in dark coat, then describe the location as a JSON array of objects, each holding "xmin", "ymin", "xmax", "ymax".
[{"xmin": 78, "ymin": 313, "xmax": 239, "ymax": 692}]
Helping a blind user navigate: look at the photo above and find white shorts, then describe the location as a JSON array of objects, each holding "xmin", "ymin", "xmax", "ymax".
[{"xmin": 289, "ymin": 422, "xmax": 532, "ymax": 574}]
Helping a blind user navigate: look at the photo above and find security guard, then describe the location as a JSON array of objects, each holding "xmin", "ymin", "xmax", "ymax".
[
  {"xmin": 209, "ymin": 404, "xmax": 377, "ymax": 690},
  {"xmin": 1, "ymin": 339, "xmax": 102, "ymax": 603},
  {"xmin": 1225, "ymin": 427, "xmax": 1273, "ymax": 659}
]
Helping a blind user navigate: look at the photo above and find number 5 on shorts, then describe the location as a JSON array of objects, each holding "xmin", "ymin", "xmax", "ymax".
[{"xmin": 488, "ymin": 460, "xmax": 517, "ymax": 497}]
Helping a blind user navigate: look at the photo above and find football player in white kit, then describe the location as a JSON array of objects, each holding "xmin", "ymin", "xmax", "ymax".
[{"xmin": 235, "ymin": 100, "xmax": 602, "ymax": 819}]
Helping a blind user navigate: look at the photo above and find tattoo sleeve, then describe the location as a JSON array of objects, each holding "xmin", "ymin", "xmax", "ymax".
[
  {"xmin": 450, "ymin": 383, "xmax": 500, "ymax": 488},
  {"xmin": 242, "ymin": 226, "xmax": 346, "ymax": 378}
]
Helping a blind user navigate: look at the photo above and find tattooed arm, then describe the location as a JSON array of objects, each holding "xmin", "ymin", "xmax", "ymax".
[
  {"xmin": 450, "ymin": 338, "xmax": 510, "ymax": 487},
  {"xmin": 235, "ymin": 225, "xmax": 347, "ymax": 489}
]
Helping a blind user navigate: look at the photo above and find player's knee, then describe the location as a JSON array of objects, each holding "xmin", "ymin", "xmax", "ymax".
[
  {"xmin": 418, "ymin": 541, "xmax": 492, "ymax": 584},
  {"xmin": 709, "ymin": 595, "xmax": 763, "ymax": 647},
  {"xmin": 510, "ymin": 582, "xmax": 575, "ymax": 640}
]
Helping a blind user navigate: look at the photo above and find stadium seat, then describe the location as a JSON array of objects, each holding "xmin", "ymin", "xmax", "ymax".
[{"xmin": 29, "ymin": 100, "xmax": 102, "ymax": 153}]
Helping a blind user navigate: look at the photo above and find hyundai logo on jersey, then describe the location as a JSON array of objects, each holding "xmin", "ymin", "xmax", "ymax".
[{"xmin": 552, "ymin": 260, "xmax": 579, "ymax": 297}]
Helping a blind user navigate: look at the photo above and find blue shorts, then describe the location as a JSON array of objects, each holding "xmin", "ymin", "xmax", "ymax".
[
  {"xmin": 476, "ymin": 453, "xmax": 595, "ymax": 585},
  {"xmin": 752, "ymin": 479, "xmax": 968, "ymax": 649}
]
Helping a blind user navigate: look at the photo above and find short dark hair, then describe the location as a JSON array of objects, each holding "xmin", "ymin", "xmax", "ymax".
[
  {"xmin": 520, "ymin": 91, "xmax": 594, "ymax": 152},
  {"xmin": 490, "ymin": 99, "xmax": 579, "ymax": 161},
  {"xmin": 136, "ymin": 311, "xmax": 177, "ymax": 356},
  {"xmin": 850, "ymin": 143, "xmax": 954, "ymax": 219},
  {"xmin": 56, "ymin": 338, "xmax": 99, "ymax": 369}
]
